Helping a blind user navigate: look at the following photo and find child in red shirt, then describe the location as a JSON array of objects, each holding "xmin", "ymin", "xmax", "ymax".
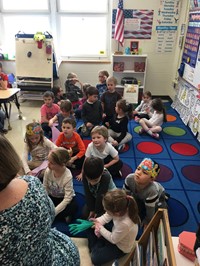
[{"xmin": 56, "ymin": 118, "xmax": 85, "ymax": 170}]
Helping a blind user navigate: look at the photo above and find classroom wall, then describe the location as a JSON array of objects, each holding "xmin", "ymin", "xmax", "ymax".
[
  {"xmin": 2, "ymin": 0, "xmax": 190, "ymax": 100},
  {"xmin": 58, "ymin": 0, "xmax": 189, "ymax": 100}
]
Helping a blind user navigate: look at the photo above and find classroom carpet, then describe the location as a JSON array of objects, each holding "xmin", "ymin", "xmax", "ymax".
[{"xmin": 53, "ymin": 102, "xmax": 200, "ymax": 237}]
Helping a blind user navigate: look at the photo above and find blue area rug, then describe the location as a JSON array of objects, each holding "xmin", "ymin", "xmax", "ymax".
[{"xmin": 53, "ymin": 103, "xmax": 200, "ymax": 237}]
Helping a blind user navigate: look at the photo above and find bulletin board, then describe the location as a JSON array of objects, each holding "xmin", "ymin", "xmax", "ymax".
[{"xmin": 15, "ymin": 33, "xmax": 53, "ymax": 79}]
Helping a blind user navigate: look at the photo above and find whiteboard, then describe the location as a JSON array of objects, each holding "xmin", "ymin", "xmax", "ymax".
[{"xmin": 15, "ymin": 37, "xmax": 53, "ymax": 79}]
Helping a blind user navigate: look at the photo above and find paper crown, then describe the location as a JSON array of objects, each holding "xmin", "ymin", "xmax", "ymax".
[
  {"xmin": 26, "ymin": 123, "xmax": 42, "ymax": 136},
  {"xmin": 139, "ymin": 158, "xmax": 160, "ymax": 178}
]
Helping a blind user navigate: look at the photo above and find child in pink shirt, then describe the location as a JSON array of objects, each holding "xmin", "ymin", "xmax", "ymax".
[{"xmin": 41, "ymin": 91, "xmax": 60, "ymax": 138}]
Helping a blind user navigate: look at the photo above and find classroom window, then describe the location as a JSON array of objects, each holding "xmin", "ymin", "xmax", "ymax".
[
  {"xmin": 58, "ymin": 0, "xmax": 110, "ymax": 58},
  {"xmin": 0, "ymin": 0, "xmax": 111, "ymax": 60},
  {"xmin": 1, "ymin": 0, "xmax": 49, "ymax": 11}
]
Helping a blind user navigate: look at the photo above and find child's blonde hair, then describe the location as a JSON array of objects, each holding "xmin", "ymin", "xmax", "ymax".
[
  {"xmin": 103, "ymin": 189, "xmax": 140, "ymax": 224},
  {"xmin": 67, "ymin": 72, "xmax": 78, "ymax": 79},
  {"xmin": 48, "ymin": 147, "xmax": 70, "ymax": 166},
  {"xmin": 106, "ymin": 76, "xmax": 117, "ymax": 86},
  {"xmin": 25, "ymin": 122, "xmax": 44, "ymax": 151},
  {"xmin": 91, "ymin": 125, "xmax": 108, "ymax": 139}
]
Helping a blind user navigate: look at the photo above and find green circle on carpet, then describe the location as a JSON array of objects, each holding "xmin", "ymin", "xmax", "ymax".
[
  {"xmin": 163, "ymin": 126, "xmax": 186, "ymax": 136},
  {"xmin": 134, "ymin": 125, "xmax": 141, "ymax": 133}
]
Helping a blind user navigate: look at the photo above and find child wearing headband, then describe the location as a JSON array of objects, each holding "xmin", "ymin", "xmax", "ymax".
[
  {"xmin": 22, "ymin": 122, "xmax": 57, "ymax": 176},
  {"xmin": 87, "ymin": 189, "xmax": 140, "ymax": 265},
  {"xmin": 123, "ymin": 158, "xmax": 167, "ymax": 227}
]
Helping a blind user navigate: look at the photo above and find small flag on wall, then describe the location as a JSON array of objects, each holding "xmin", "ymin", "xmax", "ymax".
[{"xmin": 114, "ymin": 0, "xmax": 124, "ymax": 46}]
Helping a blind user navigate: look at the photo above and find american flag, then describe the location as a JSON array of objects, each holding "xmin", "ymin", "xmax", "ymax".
[{"xmin": 114, "ymin": 0, "xmax": 124, "ymax": 46}]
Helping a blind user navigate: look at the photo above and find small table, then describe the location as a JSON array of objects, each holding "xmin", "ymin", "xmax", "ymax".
[{"xmin": 0, "ymin": 88, "xmax": 22, "ymax": 130}]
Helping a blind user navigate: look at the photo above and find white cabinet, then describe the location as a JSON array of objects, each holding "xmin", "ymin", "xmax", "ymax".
[{"xmin": 112, "ymin": 54, "xmax": 147, "ymax": 103}]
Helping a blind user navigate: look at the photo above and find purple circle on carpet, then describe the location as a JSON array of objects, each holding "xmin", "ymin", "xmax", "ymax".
[
  {"xmin": 167, "ymin": 198, "xmax": 189, "ymax": 227},
  {"xmin": 181, "ymin": 165, "xmax": 200, "ymax": 184},
  {"xmin": 157, "ymin": 164, "xmax": 173, "ymax": 182},
  {"xmin": 121, "ymin": 163, "xmax": 133, "ymax": 178}
]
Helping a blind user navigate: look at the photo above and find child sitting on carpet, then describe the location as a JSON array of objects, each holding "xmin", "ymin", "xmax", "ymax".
[
  {"xmin": 139, "ymin": 98, "xmax": 167, "ymax": 139},
  {"xmin": 132, "ymin": 91, "xmax": 153, "ymax": 120},
  {"xmin": 64, "ymin": 72, "xmax": 83, "ymax": 107},
  {"xmin": 82, "ymin": 157, "xmax": 116, "ymax": 219},
  {"xmin": 123, "ymin": 158, "xmax": 167, "ymax": 228},
  {"xmin": 52, "ymin": 86, "xmax": 66, "ymax": 105},
  {"xmin": 40, "ymin": 91, "xmax": 60, "ymax": 138},
  {"xmin": 77, "ymin": 125, "xmax": 123, "ymax": 180},
  {"xmin": 107, "ymin": 99, "xmax": 133, "ymax": 152},
  {"xmin": 22, "ymin": 122, "xmax": 56, "ymax": 176},
  {"xmin": 96, "ymin": 69, "xmax": 109, "ymax": 99},
  {"xmin": 74, "ymin": 83, "xmax": 91, "ymax": 119},
  {"xmin": 79, "ymin": 86, "xmax": 103, "ymax": 137},
  {"xmin": 49, "ymin": 99, "xmax": 74, "ymax": 131},
  {"xmin": 56, "ymin": 118, "xmax": 85, "ymax": 170},
  {"xmin": 87, "ymin": 189, "xmax": 140, "ymax": 265},
  {"xmin": 43, "ymin": 147, "xmax": 78, "ymax": 223},
  {"xmin": 101, "ymin": 76, "xmax": 122, "ymax": 126}
]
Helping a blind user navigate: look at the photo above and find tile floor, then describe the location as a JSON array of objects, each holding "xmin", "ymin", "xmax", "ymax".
[{"xmin": 5, "ymin": 99, "xmax": 42, "ymax": 156}]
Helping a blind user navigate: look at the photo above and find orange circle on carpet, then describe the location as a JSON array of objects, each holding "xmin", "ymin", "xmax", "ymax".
[
  {"xmin": 166, "ymin": 114, "xmax": 177, "ymax": 122},
  {"xmin": 137, "ymin": 141, "xmax": 163, "ymax": 154},
  {"xmin": 171, "ymin": 143, "xmax": 198, "ymax": 156}
]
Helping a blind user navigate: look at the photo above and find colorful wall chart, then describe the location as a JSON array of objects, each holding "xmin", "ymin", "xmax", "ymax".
[
  {"xmin": 182, "ymin": 9, "xmax": 200, "ymax": 89},
  {"xmin": 155, "ymin": 0, "xmax": 180, "ymax": 53},
  {"xmin": 112, "ymin": 9, "xmax": 154, "ymax": 39}
]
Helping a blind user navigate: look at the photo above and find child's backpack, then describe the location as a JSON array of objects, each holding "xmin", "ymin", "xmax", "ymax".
[{"xmin": 65, "ymin": 80, "xmax": 83, "ymax": 102}]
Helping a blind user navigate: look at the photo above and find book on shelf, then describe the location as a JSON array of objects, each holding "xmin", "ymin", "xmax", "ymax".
[
  {"xmin": 134, "ymin": 62, "xmax": 145, "ymax": 72},
  {"xmin": 157, "ymin": 219, "xmax": 169, "ymax": 266},
  {"xmin": 146, "ymin": 231, "xmax": 153, "ymax": 266},
  {"xmin": 113, "ymin": 62, "xmax": 124, "ymax": 72},
  {"xmin": 132, "ymin": 242, "xmax": 142, "ymax": 266}
]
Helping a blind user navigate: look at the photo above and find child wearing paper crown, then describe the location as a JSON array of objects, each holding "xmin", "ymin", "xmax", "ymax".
[
  {"xmin": 123, "ymin": 158, "xmax": 167, "ymax": 227},
  {"xmin": 21, "ymin": 122, "xmax": 57, "ymax": 176}
]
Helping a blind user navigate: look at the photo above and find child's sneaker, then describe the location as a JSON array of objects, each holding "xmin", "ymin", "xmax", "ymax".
[
  {"xmin": 152, "ymin": 133, "xmax": 159, "ymax": 139},
  {"xmin": 138, "ymin": 128, "xmax": 144, "ymax": 135},
  {"xmin": 118, "ymin": 144, "xmax": 125, "ymax": 153}
]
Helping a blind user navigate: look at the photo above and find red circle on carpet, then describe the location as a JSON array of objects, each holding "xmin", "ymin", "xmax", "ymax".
[
  {"xmin": 171, "ymin": 143, "xmax": 198, "ymax": 156},
  {"xmin": 137, "ymin": 141, "xmax": 163, "ymax": 154},
  {"xmin": 167, "ymin": 114, "xmax": 176, "ymax": 122}
]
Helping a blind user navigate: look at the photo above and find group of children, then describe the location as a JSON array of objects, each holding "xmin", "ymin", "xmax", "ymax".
[{"xmin": 19, "ymin": 70, "xmax": 168, "ymax": 265}]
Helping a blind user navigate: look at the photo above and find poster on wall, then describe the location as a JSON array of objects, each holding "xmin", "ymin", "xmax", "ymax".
[
  {"xmin": 112, "ymin": 9, "xmax": 154, "ymax": 39},
  {"xmin": 173, "ymin": 79, "xmax": 200, "ymax": 137},
  {"xmin": 155, "ymin": 0, "xmax": 180, "ymax": 53},
  {"xmin": 182, "ymin": 9, "xmax": 200, "ymax": 89},
  {"xmin": 123, "ymin": 84, "xmax": 139, "ymax": 104}
]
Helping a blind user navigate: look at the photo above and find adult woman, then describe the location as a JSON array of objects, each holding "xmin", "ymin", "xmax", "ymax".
[{"xmin": 0, "ymin": 134, "xmax": 80, "ymax": 265}]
